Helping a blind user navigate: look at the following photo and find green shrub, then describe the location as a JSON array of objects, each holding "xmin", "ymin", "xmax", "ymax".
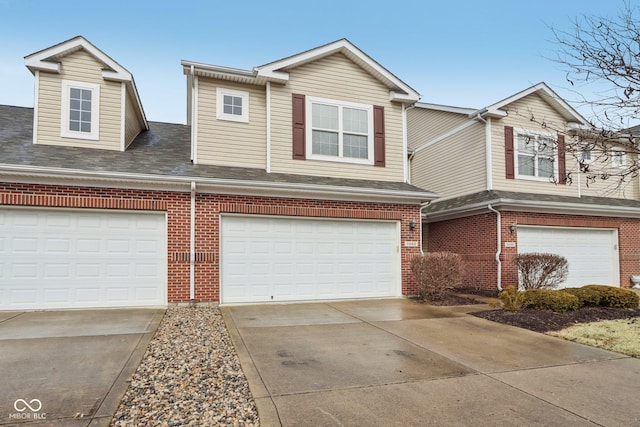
[
  {"xmin": 582, "ymin": 285, "xmax": 640, "ymax": 308},
  {"xmin": 522, "ymin": 289, "xmax": 581, "ymax": 313},
  {"xmin": 562, "ymin": 287, "xmax": 602, "ymax": 307},
  {"xmin": 496, "ymin": 286, "xmax": 526, "ymax": 312}
]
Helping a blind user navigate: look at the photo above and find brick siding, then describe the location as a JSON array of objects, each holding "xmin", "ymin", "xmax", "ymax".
[
  {"xmin": 428, "ymin": 210, "xmax": 640, "ymax": 290},
  {"xmin": 0, "ymin": 183, "xmax": 422, "ymax": 302}
]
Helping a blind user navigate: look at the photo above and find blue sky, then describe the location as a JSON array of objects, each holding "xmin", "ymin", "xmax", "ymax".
[{"xmin": 0, "ymin": 0, "xmax": 629, "ymax": 124}]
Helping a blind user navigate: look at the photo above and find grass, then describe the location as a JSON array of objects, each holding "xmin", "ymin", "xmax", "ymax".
[{"xmin": 547, "ymin": 318, "xmax": 640, "ymax": 358}]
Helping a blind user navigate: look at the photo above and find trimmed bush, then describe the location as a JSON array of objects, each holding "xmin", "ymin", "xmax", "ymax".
[
  {"xmin": 562, "ymin": 287, "xmax": 602, "ymax": 307},
  {"xmin": 514, "ymin": 253, "xmax": 568, "ymax": 289},
  {"xmin": 496, "ymin": 286, "xmax": 526, "ymax": 312},
  {"xmin": 582, "ymin": 285, "xmax": 640, "ymax": 308},
  {"xmin": 410, "ymin": 252, "xmax": 463, "ymax": 301},
  {"xmin": 522, "ymin": 289, "xmax": 581, "ymax": 313}
]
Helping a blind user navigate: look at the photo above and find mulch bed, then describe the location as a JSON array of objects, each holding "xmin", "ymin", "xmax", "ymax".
[
  {"xmin": 472, "ymin": 306, "xmax": 640, "ymax": 333},
  {"xmin": 420, "ymin": 289, "xmax": 640, "ymax": 334}
]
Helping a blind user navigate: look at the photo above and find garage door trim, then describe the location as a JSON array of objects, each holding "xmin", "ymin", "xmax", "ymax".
[
  {"xmin": 516, "ymin": 224, "xmax": 619, "ymax": 287},
  {"xmin": 219, "ymin": 213, "xmax": 402, "ymax": 304},
  {"xmin": 0, "ymin": 206, "xmax": 168, "ymax": 310}
]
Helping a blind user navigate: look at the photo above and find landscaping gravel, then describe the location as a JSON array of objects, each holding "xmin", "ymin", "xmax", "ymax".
[{"xmin": 111, "ymin": 305, "xmax": 259, "ymax": 426}]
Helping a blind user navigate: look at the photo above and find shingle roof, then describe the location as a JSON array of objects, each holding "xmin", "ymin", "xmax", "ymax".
[
  {"xmin": 425, "ymin": 189, "xmax": 640, "ymax": 215},
  {"xmin": 0, "ymin": 105, "xmax": 435, "ymax": 198}
]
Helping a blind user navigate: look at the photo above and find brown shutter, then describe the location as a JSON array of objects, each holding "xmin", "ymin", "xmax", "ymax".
[
  {"xmin": 292, "ymin": 93, "xmax": 305, "ymax": 160},
  {"xmin": 557, "ymin": 134, "xmax": 566, "ymax": 185},
  {"xmin": 373, "ymin": 105, "xmax": 385, "ymax": 167},
  {"xmin": 505, "ymin": 126, "xmax": 515, "ymax": 179}
]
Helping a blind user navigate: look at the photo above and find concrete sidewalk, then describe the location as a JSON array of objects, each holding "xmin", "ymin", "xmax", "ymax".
[
  {"xmin": 222, "ymin": 299, "xmax": 640, "ymax": 426},
  {"xmin": 0, "ymin": 309, "xmax": 164, "ymax": 426}
]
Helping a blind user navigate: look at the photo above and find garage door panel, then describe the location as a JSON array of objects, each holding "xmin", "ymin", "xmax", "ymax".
[
  {"xmin": 517, "ymin": 227, "xmax": 618, "ymax": 288},
  {"xmin": 221, "ymin": 216, "xmax": 400, "ymax": 303},
  {"xmin": 0, "ymin": 208, "xmax": 166, "ymax": 310}
]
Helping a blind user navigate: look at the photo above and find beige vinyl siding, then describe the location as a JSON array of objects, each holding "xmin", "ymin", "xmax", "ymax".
[
  {"xmin": 407, "ymin": 108, "xmax": 472, "ymax": 150},
  {"xmin": 492, "ymin": 94, "xmax": 581, "ymax": 196},
  {"xmin": 269, "ymin": 53, "xmax": 404, "ymax": 182},
  {"xmin": 411, "ymin": 121, "xmax": 486, "ymax": 197},
  {"xmin": 566, "ymin": 146, "xmax": 640, "ymax": 199},
  {"xmin": 124, "ymin": 89, "xmax": 143, "ymax": 148},
  {"xmin": 196, "ymin": 79, "xmax": 266, "ymax": 168},
  {"xmin": 36, "ymin": 49, "xmax": 122, "ymax": 150}
]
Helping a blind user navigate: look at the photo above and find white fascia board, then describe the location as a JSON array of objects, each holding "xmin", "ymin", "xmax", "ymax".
[
  {"xmin": 390, "ymin": 91, "xmax": 420, "ymax": 103},
  {"xmin": 425, "ymin": 197, "xmax": 640, "ymax": 222},
  {"xmin": 412, "ymin": 119, "xmax": 478, "ymax": 154},
  {"xmin": 257, "ymin": 39, "xmax": 419, "ymax": 100},
  {"xmin": 0, "ymin": 164, "xmax": 439, "ymax": 204},
  {"xmin": 25, "ymin": 37, "xmax": 132, "ymax": 82},
  {"xmin": 415, "ymin": 102, "xmax": 477, "ymax": 115}
]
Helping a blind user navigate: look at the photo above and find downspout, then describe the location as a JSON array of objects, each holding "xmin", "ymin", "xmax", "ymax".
[
  {"xmin": 475, "ymin": 113, "xmax": 492, "ymax": 190},
  {"xmin": 487, "ymin": 204, "xmax": 503, "ymax": 291},
  {"xmin": 404, "ymin": 103, "xmax": 416, "ymax": 183},
  {"xmin": 266, "ymin": 81, "xmax": 271, "ymax": 173},
  {"xmin": 189, "ymin": 65, "xmax": 198, "ymax": 164},
  {"xmin": 419, "ymin": 201, "xmax": 431, "ymax": 254},
  {"xmin": 190, "ymin": 181, "xmax": 196, "ymax": 302}
]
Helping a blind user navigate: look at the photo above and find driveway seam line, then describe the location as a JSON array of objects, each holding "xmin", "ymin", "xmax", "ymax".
[{"xmin": 224, "ymin": 308, "xmax": 284, "ymax": 427}]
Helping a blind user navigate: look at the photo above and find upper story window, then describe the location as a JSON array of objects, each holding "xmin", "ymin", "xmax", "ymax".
[
  {"xmin": 611, "ymin": 150, "xmax": 626, "ymax": 168},
  {"xmin": 578, "ymin": 145, "xmax": 593, "ymax": 164},
  {"xmin": 61, "ymin": 80, "xmax": 100, "ymax": 140},
  {"xmin": 216, "ymin": 88, "xmax": 249, "ymax": 123},
  {"xmin": 306, "ymin": 96, "xmax": 373, "ymax": 164},
  {"xmin": 515, "ymin": 131, "xmax": 557, "ymax": 180}
]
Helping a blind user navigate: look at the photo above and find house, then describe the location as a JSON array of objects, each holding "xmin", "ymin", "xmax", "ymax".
[
  {"xmin": 408, "ymin": 83, "xmax": 640, "ymax": 291},
  {"xmin": 0, "ymin": 36, "xmax": 437, "ymax": 310}
]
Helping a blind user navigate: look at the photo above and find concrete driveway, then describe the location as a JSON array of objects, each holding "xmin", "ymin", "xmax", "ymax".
[
  {"xmin": 222, "ymin": 299, "xmax": 640, "ymax": 426},
  {"xmin": 0, "ymin": 309, "xmax": 164, "ymax": 426}
]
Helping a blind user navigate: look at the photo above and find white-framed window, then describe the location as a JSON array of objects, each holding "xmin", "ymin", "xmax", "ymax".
[
  {"xmin": 61, "ymin": 80, "xmax": 100, "ymax": 140},
  {"xmin": 306, "ymin": 96, "xmax": 373, "ymax": 164},
  {"xmin": 216, "ymin": 88, "xmax": 249, "ymax": 123},
  {"xmin": 578, "ymin": 145, "xmax": 593, "ymax": 164},
  {"xmin": 515, "ymin": 131, "xmax": 557, "ymax": 180},
  {"xmin": 611, "ymin": 150, "xmax": 626, "ymax": 168}
]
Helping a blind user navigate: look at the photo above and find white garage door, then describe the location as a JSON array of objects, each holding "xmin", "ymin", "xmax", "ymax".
[
  {"xmin": 0, "ymin": 208, "xmax": 166, "ymax": 310},
  {"xmin": 517, "ymin": 226, "xmax": 619, "ymax": 288},
  {"xmin": 221, "ymin": 216, "xmax": 400, "ymax": 304}
]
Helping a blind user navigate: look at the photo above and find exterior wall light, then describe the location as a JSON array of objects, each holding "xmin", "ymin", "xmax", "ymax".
[
  {"xmin": 508, "ymin": 224, "xmax": 517, "ymax": 234},
  {"xmin": 409, "ymin": 220, "xmax": 417, "ymax": 231}
]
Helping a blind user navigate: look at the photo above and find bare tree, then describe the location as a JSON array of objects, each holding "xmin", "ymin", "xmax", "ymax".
[{"xmin": 541, "ymin": 1, "xmax": 640, "ymax": 191}]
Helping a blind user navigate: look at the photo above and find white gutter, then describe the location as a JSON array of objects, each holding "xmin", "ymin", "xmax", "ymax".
[
  {"xmin": 32, "ymin": 70, "xmax": 39, "ymax": 145},
  {"xmin": 190, "ymin": 181, "xmax": 196, "ymax": 301},
  {"xmin": 190, "ymin": 65, "xmax": 198, "ymax": 163},
  {"xmin": 0, "ymin": 164, "xmax": 439, "ymax": 203},
  {"xmin": 403, "ymin": 103, "xmax": 416, "ymax": 183},
  {"xmin": 487, "ymin": 204, "xmax": 503, "ymax": 291},
  {"xmin": 419, "ymin": 201, "xmax": 431, "ymax": 254},
  {"xmin": 474, "ymin": 114, "xmax": 493, "ymax": 191},
  {"xmin": 266, "ymin": 81, "xmax": 271, "ymax": 173}
]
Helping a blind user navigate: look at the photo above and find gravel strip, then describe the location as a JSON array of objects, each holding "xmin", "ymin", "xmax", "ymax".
[{"xmin": 111, "ymin": 305, "xmax": 259, "ymax": 426}]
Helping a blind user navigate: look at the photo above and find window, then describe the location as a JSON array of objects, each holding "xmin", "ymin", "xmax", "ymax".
[
  {"xmin": 515, "ymin": 132, "xmax": 556, "ymax": 180},
  {"xmin": 611, "ymin": 150, "xmax": 626, "ymax": 168},
  {"xmin": 216, "ymin": 88, "xmax": 249, "ymax": 123},
  {"xmin": 306, "ymin": 96, "xmax": 373, "ymax": 164},
  {"xmin": 578, "ymin": 146, "xmax": 593, "ymax": 164},
  {"xmin": 61, "ymin": 80, "xmax": 100, "ymax": 140}
]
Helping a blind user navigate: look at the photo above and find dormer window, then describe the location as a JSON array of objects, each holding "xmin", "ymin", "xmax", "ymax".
[
  {"xmin": 61, "ymin": 80, "xmax": 100, "ymax": 140},
  {"xmin": 216, "ymin": 88, "xmax": 249, "ymax": 123}
]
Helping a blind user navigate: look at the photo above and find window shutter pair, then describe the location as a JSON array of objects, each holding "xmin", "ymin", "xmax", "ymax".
[
  {"xmin": 504, "ymin": 126, "xmax": 566, "ymax": 184},
  {"xmin": 292, "ymin": 94, "xmax": 385, "ymax": 167}
]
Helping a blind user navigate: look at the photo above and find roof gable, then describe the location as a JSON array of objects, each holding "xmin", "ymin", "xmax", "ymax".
[
  {"xmin": 182, "ymin": 39, "xmax": 420, "ymax": 103},
  {"xmin": 476, "ymin": 82, "xmax": 588, "ymax": 125},
  {"xmin": 25, "ymin": 36, "xmax": 148, "ymax": 129},
  {"xmin": 256, "ymin": 39, "xmax": 420, "ymax": 103}
]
